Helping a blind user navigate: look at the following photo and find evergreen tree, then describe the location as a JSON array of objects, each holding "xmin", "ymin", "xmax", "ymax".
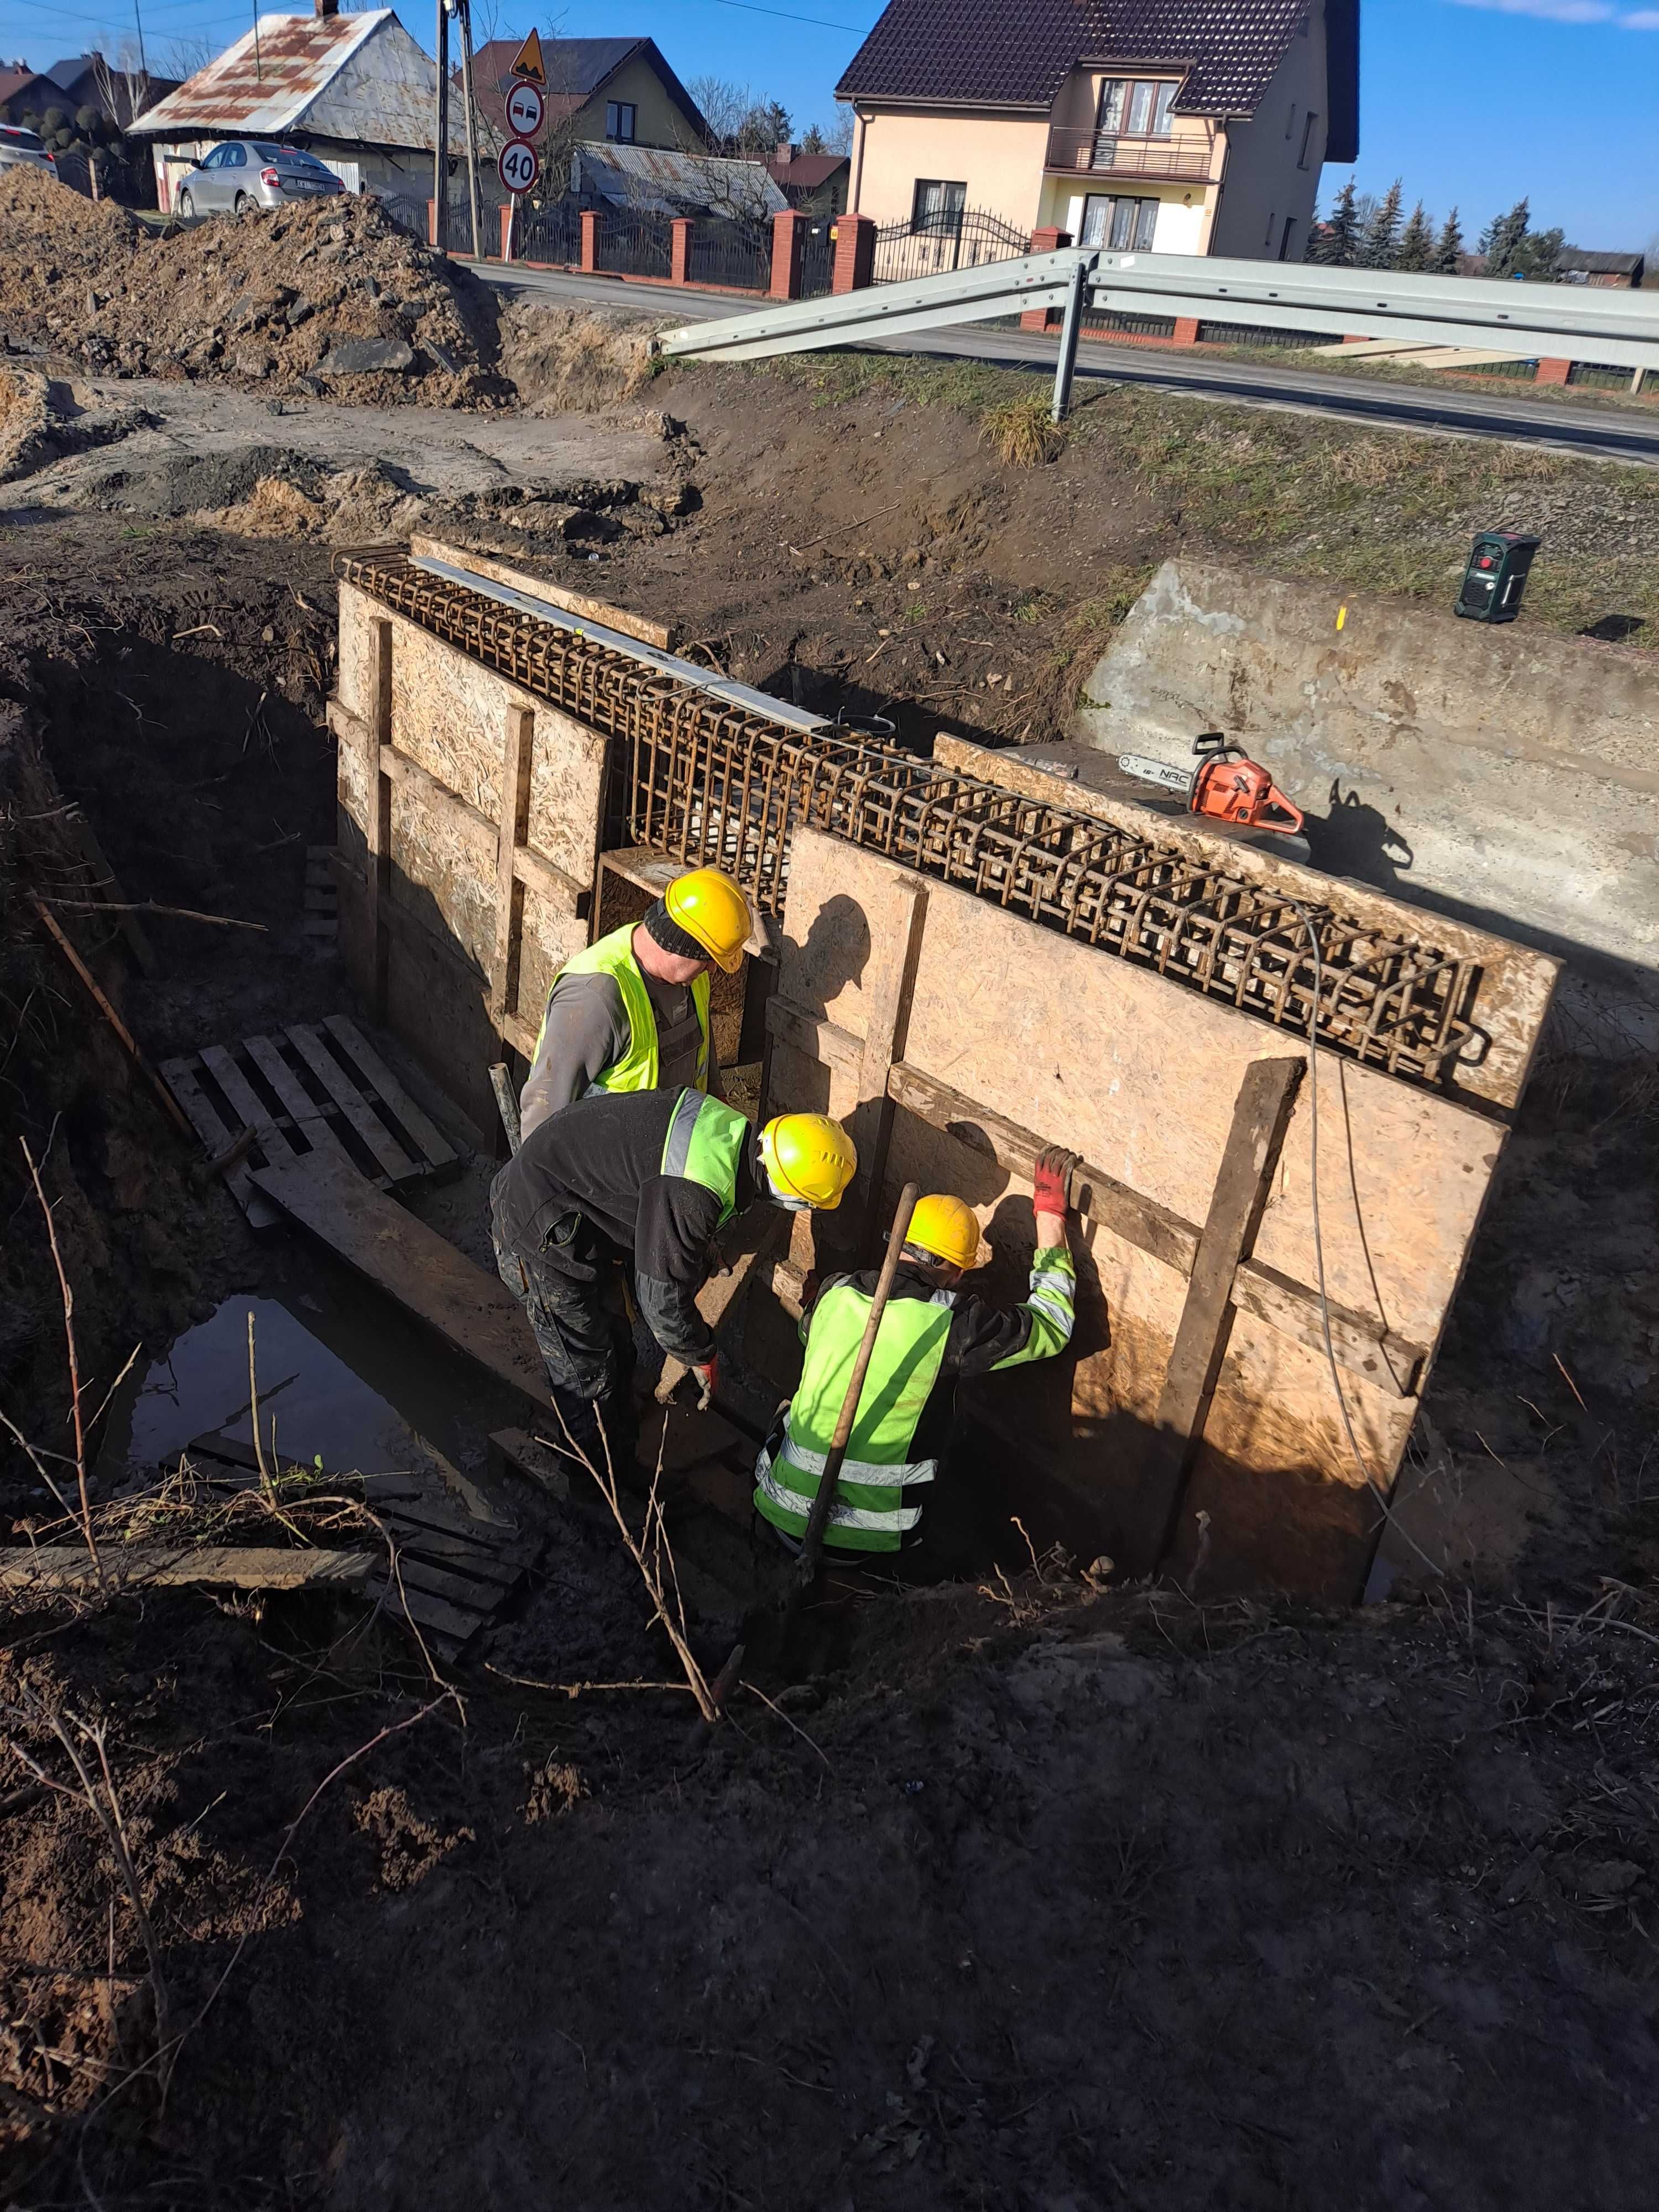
[
  {"xmin": 1432, "ymin": 206, "xmax": 1464, "ymax": 274},
  {"xmin": 1480, "ymin": 198, "xmax": 1531, "ymax": 279},
  {"xmin": 1513, "ymin": 225, "xmax": 1564, "ymax": 281},
  {"xmin": 1310, "ymin": 179, "xmax": 1359, "ymax": 264},
  {"xmin": 800, "ymin": 124, "xmax": 826, "ymax": 154},
  {"xmin": 1394, "ymin": 200, "xmax": 1434, "ymax": 271},
  {"xmin": 1358, "ymin": 178, "xmax": 1403, "ymax": 269}
]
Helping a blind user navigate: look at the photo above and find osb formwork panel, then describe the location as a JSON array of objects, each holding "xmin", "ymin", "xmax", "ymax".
[
  {"xmin": 775, "ymin": 828, "xmax": 1531, "ymax": 1599},
  {"xmin": 333, "ymin": 580, "xmax": 612, "ymax": 1128}
]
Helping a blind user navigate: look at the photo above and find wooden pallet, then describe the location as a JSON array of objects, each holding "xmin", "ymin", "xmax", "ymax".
[
  {"xmin": 180, "ymin": 1430, "xmax": 541, "ymax": 1661},
  {"xmin": 304, "ymin": 846, "xmax": 338, "ymax": 952},
  {"xmin": 160, "ymin": 1014, "xmax": 458, "ymax": 1230}
]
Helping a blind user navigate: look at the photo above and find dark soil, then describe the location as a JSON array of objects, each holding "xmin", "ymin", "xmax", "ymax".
[{"xmin": 2, "ymin": 416, "xmax": 1657, "ymax": 2207}]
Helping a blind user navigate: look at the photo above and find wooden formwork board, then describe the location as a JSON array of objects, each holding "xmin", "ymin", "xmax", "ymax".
[
  {"xmin": 160, "ymin": 1016, "xmax": 457, "ymax": 1230},
  {"xmin": 331, "ymin": 580, "xmax": 609, "ymax": 1131},
  {"xmin": 761, "ymin": 827, "xmax": 1549, "ymax": 1600}
]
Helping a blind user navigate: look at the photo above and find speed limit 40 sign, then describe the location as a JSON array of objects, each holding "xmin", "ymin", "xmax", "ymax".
[
  {"xmin": 505, "ymin": 80, "xmax": 544, "ymax": 138},
  {"xmin": 498, "ymin": 138, "xmax": 539, "ymax": 195}
]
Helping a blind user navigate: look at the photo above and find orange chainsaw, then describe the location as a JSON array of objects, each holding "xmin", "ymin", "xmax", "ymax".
[{"xmin": 1118, "ymin": 732, "xmax": 1304, "ymax": 836}]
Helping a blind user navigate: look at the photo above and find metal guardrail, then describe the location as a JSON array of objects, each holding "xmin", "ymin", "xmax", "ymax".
[{"xmin": 660, "ymin": 244, "xmax": 1659, "ymax": 377}]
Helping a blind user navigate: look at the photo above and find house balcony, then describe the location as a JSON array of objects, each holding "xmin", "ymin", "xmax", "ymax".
[{"xmin": 1043, "ymin": 129, "xmax": 1213, "ymax": 183}]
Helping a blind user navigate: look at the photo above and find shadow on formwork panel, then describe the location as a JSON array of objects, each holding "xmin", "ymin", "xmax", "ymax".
[
  {"xmin": 1069, "ymin": 555, "xmax": 1659, "ymax": 1057},
  {"xmin": 326, "ymin": 540, "xmax": 1559, "ymax": 1605}
]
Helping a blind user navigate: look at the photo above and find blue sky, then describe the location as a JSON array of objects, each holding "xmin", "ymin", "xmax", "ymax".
[{"xmin": 0, "ymin": 0, "xmax": 1649, "ymax": 250}]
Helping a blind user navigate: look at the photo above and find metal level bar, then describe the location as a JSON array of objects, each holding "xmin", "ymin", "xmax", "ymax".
[{"xmin": 662, "ymin": 244, "xmax": 1659, "ymax": 374}]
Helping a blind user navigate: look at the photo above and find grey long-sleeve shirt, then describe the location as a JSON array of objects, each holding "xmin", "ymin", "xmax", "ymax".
[{"xmin": 518, "ymin": 963, "xmax": 707, "ymax": 1142}]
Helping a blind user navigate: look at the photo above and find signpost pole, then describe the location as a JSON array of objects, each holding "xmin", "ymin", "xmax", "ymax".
[
  {"xmin": 458, "ymin": 0, "xmax": 483, "ymax": 259},
  {"xmin": 432, "ymin": 0, "xmax": 450, "ymax": 253}
]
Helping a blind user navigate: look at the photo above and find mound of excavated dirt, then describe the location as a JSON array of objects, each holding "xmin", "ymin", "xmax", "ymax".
[
  {"xmin": 495, "ymin": 299, "xmax": 665, "ymax": 414},
  {"xmin": 0, "ymin": 363, "xmax": 155, "ymax": 482},
  {"xmin": 0, "ymin": 172, "xmax": 504, "ymax": 406}
]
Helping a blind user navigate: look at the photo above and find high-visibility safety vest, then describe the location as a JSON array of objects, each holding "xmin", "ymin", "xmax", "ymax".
[
  {"xmin": 754, "ymin": 1279, "xmax": 959, "ymax": 1554},
  {"xmin": 660, "ymin": 1087, "xmax": 748, "ymax": 1225},
  {"xmin": 537, "ymin": 922, "xmax": 711, "ymax": 1097}
]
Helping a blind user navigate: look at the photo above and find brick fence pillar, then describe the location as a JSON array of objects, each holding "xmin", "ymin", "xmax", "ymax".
[
  {"xmin": 1173, "ymin": 316, "xmax": 1201, "ymax": 346},
  {"xmin": 1020, "ymin": 226, "xmax": 1071, "ymax": 331},
  {"xmin": 771, "ymin": 207, "xmax": 806, "ymax": 300},
  {"xmin": 1535, "ymin": 357, "xmax": 1572, "ymax": 386},
  {"xmin": 426, "ymin": 199, "xmax": 437, "ymax": 248},
  {"xmin": 831, "ymin": 212, "xmax": 876, "ymax": 293},
  {"xmin": 580, "ymin": 210, "xmax": 600, "ymax": 274},
  {"xmin": 499, "ymin": 202, "xmax": 515, "ymax": 262},
  {"xmin": 671, "ymin": 217, "xmax": 694, "ymax": 286}
]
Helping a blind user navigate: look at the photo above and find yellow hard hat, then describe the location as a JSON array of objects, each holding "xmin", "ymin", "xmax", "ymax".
[
  {"xmin": 665, "ymin": 867, "xmax": 752, "ymax": 973},
  {"xmin": 904, "ymin": 1193, "xmax": 981, "ymax": 1271},
  {"xmin": 759, "ymin": 1113, "xmax": 857, "ymax": 1210}
]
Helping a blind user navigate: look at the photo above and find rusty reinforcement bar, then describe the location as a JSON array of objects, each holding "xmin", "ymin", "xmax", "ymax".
[{"xmin": 336, "ymin": 550, "xmax": 1480, "ymax": 1087}]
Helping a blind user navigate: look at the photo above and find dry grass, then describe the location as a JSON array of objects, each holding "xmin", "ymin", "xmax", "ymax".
[{"xmin": 979, "ymin": 394, "xmax": 1066, "ymax": 467}]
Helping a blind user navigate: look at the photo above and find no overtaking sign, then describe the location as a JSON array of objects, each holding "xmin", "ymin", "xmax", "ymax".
[{"xmin": 505, "ymin": 80, "xmax": 544, "ymax": 138}]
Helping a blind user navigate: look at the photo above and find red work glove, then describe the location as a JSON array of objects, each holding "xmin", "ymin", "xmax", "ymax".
[
  {"xmin": 691, "ymin": 1356, "xmax": 718, "ymax": 1411},
  {"xmin": 1032, "ymin": 1145, "xmax": 1075, "ymax": 1223}
]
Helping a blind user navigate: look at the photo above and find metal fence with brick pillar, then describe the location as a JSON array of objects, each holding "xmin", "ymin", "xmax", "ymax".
[
  {"xmin": 832, "ymin": 212, "xmax": 876, "ymax": 294},
  {"xmin": 1173, "ymin": 317, "xmax": 1200, "ymax": 346},
  {"xmin": 771, "ymin": 208, "xmax": 805, "ymax": 300},
  {"xmin": 671, "ymin": 217, "xmax": 693, "ymax": 288},
  {"xmin": 580, "ymin": 210, "xmax": 600, "ymax": 274},
  {"xmin": 1020, "ymin": 228, "xmax": 1070, "ymax": 330},
  {"xmin": 1535, "ymin": 358, "xmax": 1572, "ymax": 385}
]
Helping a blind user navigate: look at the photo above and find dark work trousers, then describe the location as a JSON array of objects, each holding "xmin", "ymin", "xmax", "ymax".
[{"xmin": 491, "ymin": 1191, "xmax": 638, "ymax": 1474}]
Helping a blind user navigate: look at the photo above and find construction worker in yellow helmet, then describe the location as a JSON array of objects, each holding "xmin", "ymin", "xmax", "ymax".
[
  {"xmin": 754, "ymin": 1150, "xmax": 1078, "ymax": 1559},
  {"xmin": 518, "ymin": 867, "xmax": 752, "ymax": 1143},
  {"xmin": 491, "ymin": 1083, "xmax": 854, "ymax": 1469}
]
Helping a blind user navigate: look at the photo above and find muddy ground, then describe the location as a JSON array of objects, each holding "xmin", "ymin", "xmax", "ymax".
[{"xmin": 2, "ymin": 335, "xmax": 1658, "ymax": 2208}]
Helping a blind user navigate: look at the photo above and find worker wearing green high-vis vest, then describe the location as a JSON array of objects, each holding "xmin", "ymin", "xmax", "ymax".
[
  {"xmin": 518, "ymin": 868, "xmax": 753, "ymax": 1143},
  {"xmin": 754, "ymin": 1148, "xmax": 1078, "ymax": 1556}
]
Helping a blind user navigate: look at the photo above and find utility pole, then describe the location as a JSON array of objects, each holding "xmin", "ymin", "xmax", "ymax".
[
  {"xmin": 432, "ymin": 0, "xmax": 450, "ymax": 253},
  {"xmin": 131, "ymin": 0, "xmax": 148, "ymax": 76},
  {"xmin": 457, "ymin": 0, "xmax": 482, "ymax": 259}
]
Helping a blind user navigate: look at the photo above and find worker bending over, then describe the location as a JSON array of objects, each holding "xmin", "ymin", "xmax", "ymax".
[
  {"xmin": 518, "ymin": 866, "xmax": 752, "ymax": 1142},
  {"xmin": 492, "ymin": 1084, "xmax": 857, "ymax": 1466},
  {"xmin": 754, "ymin": 1147, "xmax": 1077, "ymax": 1557}
]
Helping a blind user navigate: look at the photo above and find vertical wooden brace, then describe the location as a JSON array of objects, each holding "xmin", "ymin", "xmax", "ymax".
[
  {"xmin": 1131, "ymin": 1055, "xmax": 1306, "ymax": 1573},
  {"xmin": 366, "ymin": 619, "xmax": 393, "ymax": 1023},
  {"xmin": 490, "ymin": 705, "xmax": 535, "ymax": 1035}
]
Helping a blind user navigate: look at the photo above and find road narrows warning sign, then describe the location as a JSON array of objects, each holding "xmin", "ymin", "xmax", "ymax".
[{"xmin": 508, "ymin": 28, "xmax": 545, "ymax": 83}]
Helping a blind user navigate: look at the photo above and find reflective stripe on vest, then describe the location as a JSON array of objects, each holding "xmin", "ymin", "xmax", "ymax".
[
  {"xmin": 536, "ymin": 922, "xmax": 711, "ymax": 1097},
  {"xmin": 753, "ymin": 1281, "xmax": 956, "ymax": 1551},
  {"xmin": 659, "ymin": 1088, "xmax": 749, "ymax": 1226}
]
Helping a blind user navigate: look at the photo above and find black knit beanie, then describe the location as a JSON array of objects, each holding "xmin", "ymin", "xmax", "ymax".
[{"xmin": 643, "ymin": 896, "xmax": 708, "ymax": 963}]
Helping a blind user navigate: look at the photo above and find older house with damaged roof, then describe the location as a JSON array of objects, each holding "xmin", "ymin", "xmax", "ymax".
[{"xmin": 837, "ymin": 0, "xmax": 1359, "ymax": 262}]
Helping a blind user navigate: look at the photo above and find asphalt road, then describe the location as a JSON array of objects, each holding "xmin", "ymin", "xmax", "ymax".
[{"xmin": 473, "ymin": 260, "xmax": 1659, "ymax": 467}]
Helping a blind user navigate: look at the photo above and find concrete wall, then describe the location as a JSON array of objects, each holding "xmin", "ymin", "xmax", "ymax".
[{"xmin": 1071, "ymin": 558, "xmax": 1659, "ymax": 1051}]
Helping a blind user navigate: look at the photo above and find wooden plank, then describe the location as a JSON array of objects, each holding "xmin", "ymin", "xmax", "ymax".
[
  {"xmin": 363, "ymin": 1574, "xmax": 483, "ymax": 1645},
  {"xmin": 199, "ymin": 1044, "xmax": 298, "ymax": 1167},
  {"xmin": 285, "ymin": 1024, "xmax": 418, "ymax": 1183},
  {"xmin": 410, "ymin": 536, "xmax": 680, "ymax": 650},
  {"xmin": 1133, "ymin": 1057, "xmax": 1305, "ymax": 1571},
  {"xmin": 251, "ymin": 1151, "xmax": 549, "ymax": 1410},
  {"xmin": 383, "ymin": 1524, "xmax": 525, "ymax": 1589},
  {"xmin": 599, "ymin": 847, "xmax": 681, "ymax": 902},
  {"xmin": 491, "ymin": 705, "xmax": 534, "ymax": 1033},
  {"xmin": 513, "ymin": 843, "xmax": 584, "ymax": 912},
  {"xmin": 847, "ymin": 873, "xmax": 927, "ymax": 1260},
  {"xmin": 160, "ymin": 1057, "xmax": 276, "ymax": 1229},
  {"xmin": 322, "ymin": 1016, "xmax": 458, "ymax": 1173},
  {"xmin": 1, "ymin": 1546, "xmax": 374, "ymax": 1593},
  {"xmin": 383, "ymin": 1551, "xmax": 517, "ymax": 1613},
  {"xmin": 241, "ymin": 1036, "xmax": 354, "ymax": 1168},
  {"xmin": 365, "ymin": 620, "xmax": 393, "ymax": 1019},
  {"xmin": 765, "ymin": 994, "xmax": 861, "ymax": 1076},
  {"xmin": 489, "ymin": 1427, "xmax": 572, "ymax": 1501},
  {"xmin": 883, "ymin": 1060, "xmax": 1423, "ymax": 1396}
]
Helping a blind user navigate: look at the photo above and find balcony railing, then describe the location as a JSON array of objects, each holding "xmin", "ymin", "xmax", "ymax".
[{"xmin": 1044, "ymin": 129, "xmax": 1213, "ymax": 181}]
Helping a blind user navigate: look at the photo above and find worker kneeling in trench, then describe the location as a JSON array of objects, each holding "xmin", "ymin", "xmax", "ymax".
[
  {"xmin": 754, "ymin": 1150, "xmax": 1078, "ymax": 1559},
  {"xmin": 491, "ymin": 1085, "xmax": 857, "ymax": 1469},
  {"xmin": 518, "ymin": 867, "xmax": 752, "ymax": 1140}
]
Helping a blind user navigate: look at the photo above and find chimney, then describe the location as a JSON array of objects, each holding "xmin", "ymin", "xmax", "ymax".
[
  {"xmin": 315, "ymin": 0, "xmax": 339, "ymax": 17},
  {"xmin": 775, "ymin": 140, "xmax": 792, "ymax": 164}
]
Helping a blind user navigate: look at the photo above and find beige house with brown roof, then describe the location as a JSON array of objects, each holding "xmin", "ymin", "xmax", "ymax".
[{"xmin": 837, "ymin": 0, "xmax": 1359, "ymax": 263}]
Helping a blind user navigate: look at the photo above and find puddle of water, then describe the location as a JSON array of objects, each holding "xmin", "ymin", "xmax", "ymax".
[{"xmin": 109, "ymin": 1295, "xmax": 430, "ymax": 1479}]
